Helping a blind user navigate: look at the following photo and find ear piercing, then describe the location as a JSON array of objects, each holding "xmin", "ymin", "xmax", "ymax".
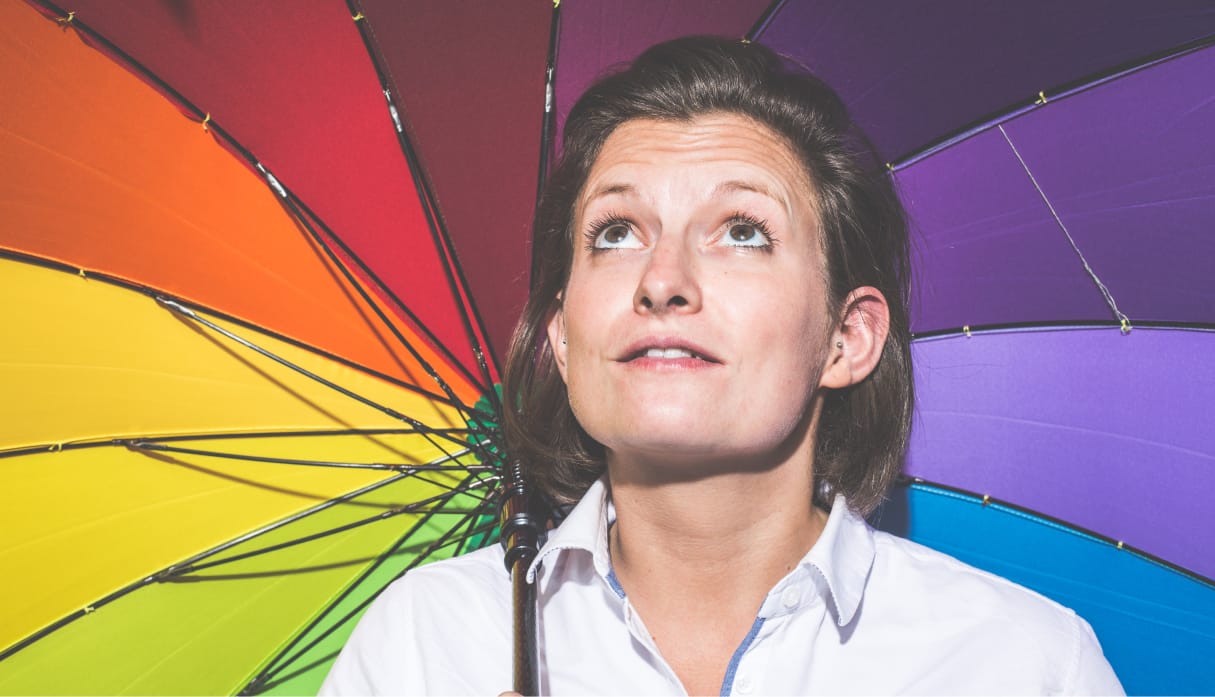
[{"xmin": 835, "ymin": 341, "xmax": 844, "ymax": 349}]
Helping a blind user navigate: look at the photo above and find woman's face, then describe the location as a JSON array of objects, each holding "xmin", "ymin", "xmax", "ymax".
[{"xmin": 548, "ymin": 114, "xmax": 839, "ymax": 472}]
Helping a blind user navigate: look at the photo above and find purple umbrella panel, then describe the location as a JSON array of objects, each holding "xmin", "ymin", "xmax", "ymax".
[{"xmin": 892, "ymin": 40, "xmax": 1215, "ymax": 579}]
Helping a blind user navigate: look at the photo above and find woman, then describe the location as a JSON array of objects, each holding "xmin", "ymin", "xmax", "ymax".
[{"xmin": 323, "ymin": 37, "xmax": 1122, "ymax": 695}]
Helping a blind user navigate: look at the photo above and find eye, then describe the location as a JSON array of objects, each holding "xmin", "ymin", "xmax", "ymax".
[
  {"xmin": 599, "ymin": 223, "xmax": 635, "ymax": 247},
  {"xmin": 721, "ymin": 215, "xmax": 774, "ymax": 249},
  {"xmin": 585, "ymin": 215, "xmax": 644, "ymax": 250}
]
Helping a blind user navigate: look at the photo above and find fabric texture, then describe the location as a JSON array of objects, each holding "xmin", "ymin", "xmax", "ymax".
[{"xmin": 321, "ymin": 478, "xmax": 1124, "ymax": 695}]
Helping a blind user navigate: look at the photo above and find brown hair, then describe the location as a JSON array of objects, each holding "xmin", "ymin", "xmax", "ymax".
[{"xmin": 502, "ymin": 36, "xmax": 912, "ymax": 515}]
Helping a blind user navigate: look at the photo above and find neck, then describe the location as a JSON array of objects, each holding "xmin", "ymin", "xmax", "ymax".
[
  {"xmin": 598, "ymin": 402, "xmax": 830, "ymax": 696},
  {"xmin": 607, "ymin": 456, "xmax": 828, "ymax": 601},
  {"xmin": 604, "ymin": 457, "xmax": 828, "ymax": 695}
]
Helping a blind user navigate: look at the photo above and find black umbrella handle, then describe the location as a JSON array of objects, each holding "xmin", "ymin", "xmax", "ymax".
[
  {"xmin": 509, "ymin": 548, "xmax": 539, "ymax": 695},
  {"xmin": 501, "ymin": 461, "xmax": 542, "ymax": 695}
]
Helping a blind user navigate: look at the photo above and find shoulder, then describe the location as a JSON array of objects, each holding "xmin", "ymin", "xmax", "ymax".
[
  {"xmin": 357, "ymin": 543, "xmax": 511, "ymax": 626},
  {"xmin": 869, "ymin": 528, "xmax": 1068, "ymax": 622},
  {"xmin": 401, "ymin": 542, "xmax": 511, "ymax": 598},
  {"xmin": 319, "ymin": 544, "xmax": 512, "ymax": 695},
  {"xmin": 860, "ymin": 530, "xmax": 1123, "ymax": 694}
]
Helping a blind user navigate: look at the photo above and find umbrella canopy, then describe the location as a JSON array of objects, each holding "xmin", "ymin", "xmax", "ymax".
[{"xmin": 2, "ymin": 0, "xmax": 1213, "ymax": 695}]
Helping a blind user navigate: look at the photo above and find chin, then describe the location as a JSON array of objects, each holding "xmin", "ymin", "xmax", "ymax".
[
  {"xmin": 593, "ymin": 409, "xmax": 819, "ymax": 475},
  {"xmin": 581, "ymin": 405, "xmax": 711, "ymax": 446},
  {"xmin": 599, "ymin": 427, "xmax": 791, "ymax": 465}
]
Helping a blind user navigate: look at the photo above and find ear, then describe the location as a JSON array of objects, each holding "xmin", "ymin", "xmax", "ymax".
[
  {"xmin": 546, "ymin": 298, "xmax": 569, "ymax": 383},
  {"xmin": 819, "ymin": 286, "xmax": 891, "ymax": 390}
]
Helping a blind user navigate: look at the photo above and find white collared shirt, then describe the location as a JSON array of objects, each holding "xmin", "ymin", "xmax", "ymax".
[{"xmin": 321, "ymin": 479, "xmax": 1123, "ymax": 695}]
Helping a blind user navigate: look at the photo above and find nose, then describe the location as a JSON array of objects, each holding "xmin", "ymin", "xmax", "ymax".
[{"xmin": 633, "ymin": 235, "xmax": 701, "ymax": 314}]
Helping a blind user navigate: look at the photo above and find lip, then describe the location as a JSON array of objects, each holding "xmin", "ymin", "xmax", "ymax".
[{"xmin": 615, "ymin": 336, "xmax": 723, "ymax": 365}]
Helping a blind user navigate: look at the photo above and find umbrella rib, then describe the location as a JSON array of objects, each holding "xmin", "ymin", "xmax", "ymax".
[
  {"xmin": 157, "ymin": 460, "xmax": 488, "ymax": 578},
  {"xmin": 0, "ymin": 459, "xmax": 495, "ymax": 662},
  {"xmin": 0, "ymin": 427, "xmax": 469, "ymax": 461},
  {"xmin": 261, "ymin": 185, "xmax": 492, "ymax": 411},
  {"xmin": 135, "ymin": 426, "xmax": 469, "ymax": 442},
  {"xmin": 347, "ymin": 0, "xmax": 502, "ymax": 395},
  {"xmin": 18, "ymin": 5, "xmax": 507, "ymax": 494},
  {"xmin": 891, "ymin": 36, "xmax": 1215, "ymax": 170},
  {"xmin": 122, "ymin": 439, "xmax": 491, "ymax": 473},
  {"xmin": 20, "ymin": 4, "xmax": 493, "ymax": 407},
  {"xmin": 910, "ymin": 318, "xmax": 1215, "ymax": 342},
  {"xmin": 155, "ymin": 296, "xmax": 497, "ymax": 465},
  {"xmin": 527, "ymin": 0, "xmax": 564, "ymax": 294},
  {"xmin": 745, "ymin": 0, "xmax": 788, "ymax": 40},
  {"xmin": 535, "ymin": 1, "xmax": 562, "ymax": 210},
  {"xmin": 242, "ymin": 472, "xmax": 497, "ymax": 693},
  {"xmin": 250, "ymin": 515, "xmax": 502, "ymax": 694},
  {"xmin": 996, "ymin": 124, "xmax": 1131, "ymax": 333},
  {"xmin": 0, "ymin": 248, "xmax": 469, "ymax": 411},
  {"xmin": 0, "ymin": 474, "xmax": 401, "ymax": 660},
  {"xmin": 895, "ymin": 476, "xmax": 1215, "ymax": 590},
  {"xmin": 167, "ymin": 474, "xmax": 499, "ymax": 577},
  {"xmin": 2, "ymin": 437, "xmax": 501, "ymax": 511}
]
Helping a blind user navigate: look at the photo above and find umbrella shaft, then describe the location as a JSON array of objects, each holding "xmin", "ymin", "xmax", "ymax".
[{"xmin": 511, "ymin": 552, "xmax": 539, "ymax": 695}]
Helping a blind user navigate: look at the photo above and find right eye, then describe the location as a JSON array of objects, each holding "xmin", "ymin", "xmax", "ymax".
[{"xmin": 589, "ymin": 221, "xmax": 643, "ymax": 250}]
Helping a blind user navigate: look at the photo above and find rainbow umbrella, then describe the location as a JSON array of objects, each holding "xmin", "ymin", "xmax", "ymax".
[{"xmin": 3, "ymin": 1, "xmax": 1215, "ymax": 695}]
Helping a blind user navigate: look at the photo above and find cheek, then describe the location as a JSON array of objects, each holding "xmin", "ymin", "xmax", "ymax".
[
  {"xmin": 562, "ymin": 266, "xmax": 635, "ymax": 345},
  {"xmin": 736, "ymin": 277, "xmax": 828, "ymax": 343},
  {"xmin": 558, "ymin": 295, "xmax": 608, "ymax": 393},
  {"xmin": 745, "ymin": 298, "xmax": 832, "ymax": 390}
]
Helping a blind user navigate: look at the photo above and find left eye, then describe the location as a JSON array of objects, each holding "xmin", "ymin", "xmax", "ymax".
[{"xmin": 723, "ymin": 222, "xmax": 770, "ymax": 247}]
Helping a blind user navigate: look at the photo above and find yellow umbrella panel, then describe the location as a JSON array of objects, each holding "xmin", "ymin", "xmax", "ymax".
[{"xmin": 0, "ymin": 257, "xmax": 498, "ymax": 694}]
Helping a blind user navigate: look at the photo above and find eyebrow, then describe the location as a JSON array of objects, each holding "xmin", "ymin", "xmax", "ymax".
[
  {"xmin": 582, "ymin": 182, "xmax": 636, "ymax": 204},
  {"xmin": 583, "ymin": 180, "xmax": 782, "ymax": 205},
  {"xmin": 712, "ymin": 179, "xmax": 783, "ymax": 203}
]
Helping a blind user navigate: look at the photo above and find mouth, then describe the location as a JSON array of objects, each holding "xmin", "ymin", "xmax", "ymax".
[{"xmin": 619, "ymin": 339, "xmax": 721, "ymax": 364}]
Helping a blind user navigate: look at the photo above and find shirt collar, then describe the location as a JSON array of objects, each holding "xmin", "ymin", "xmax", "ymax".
[
  {"xmin": 796, "ymin": 494, "xmax": 875, "ymax": 627},
  {"xmin": 527, "ymin": 480, "xmax": 876, "ymax": 627},
  {"xmin": 528, "ymin": 477, "xmax": 613, "ymax": 589}
]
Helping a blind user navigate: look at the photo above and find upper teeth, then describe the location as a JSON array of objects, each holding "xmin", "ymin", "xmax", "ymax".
[{"xmin": 645, "ymin": 348, "xmax": 697, "ymax": 359}]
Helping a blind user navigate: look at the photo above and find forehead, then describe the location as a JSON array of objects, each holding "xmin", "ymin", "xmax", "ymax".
[{"xmin": 579, "ymin": 113, "xmax": 817, "ymax": 210}]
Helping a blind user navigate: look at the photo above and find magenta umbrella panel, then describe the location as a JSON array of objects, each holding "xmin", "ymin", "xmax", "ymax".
[{"xmin": 555, "ymin": 1, "xmax": 1215, "ymax": 694}]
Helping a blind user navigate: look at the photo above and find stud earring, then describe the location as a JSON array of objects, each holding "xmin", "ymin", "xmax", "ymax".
[{"xmin": 835, "ymin": 341, "xmax": 844, "ymax": 349}]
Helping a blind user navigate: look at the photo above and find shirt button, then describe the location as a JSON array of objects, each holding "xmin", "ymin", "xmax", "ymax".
[
  {"xmin": 735, "ymin": 675, "xmax": 753, "ymax": 694},
  {"xmin": 781, "ymin": 587, "xmax": 801, "ymax": 609}
]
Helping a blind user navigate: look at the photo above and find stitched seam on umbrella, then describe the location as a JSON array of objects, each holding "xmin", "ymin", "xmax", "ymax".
[
  {"xmin": 911, "ymin": 483, "xmax": 1106, "ymax": 543},
  {"xmin": 904, "ymin": 480, "xmax": 1215, "ymax": 589}
]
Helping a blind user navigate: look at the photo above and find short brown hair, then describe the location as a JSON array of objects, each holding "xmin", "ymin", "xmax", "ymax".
[{"xmin": 502, "ymin": 36, "xmax": 912, "ymax": 515}]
